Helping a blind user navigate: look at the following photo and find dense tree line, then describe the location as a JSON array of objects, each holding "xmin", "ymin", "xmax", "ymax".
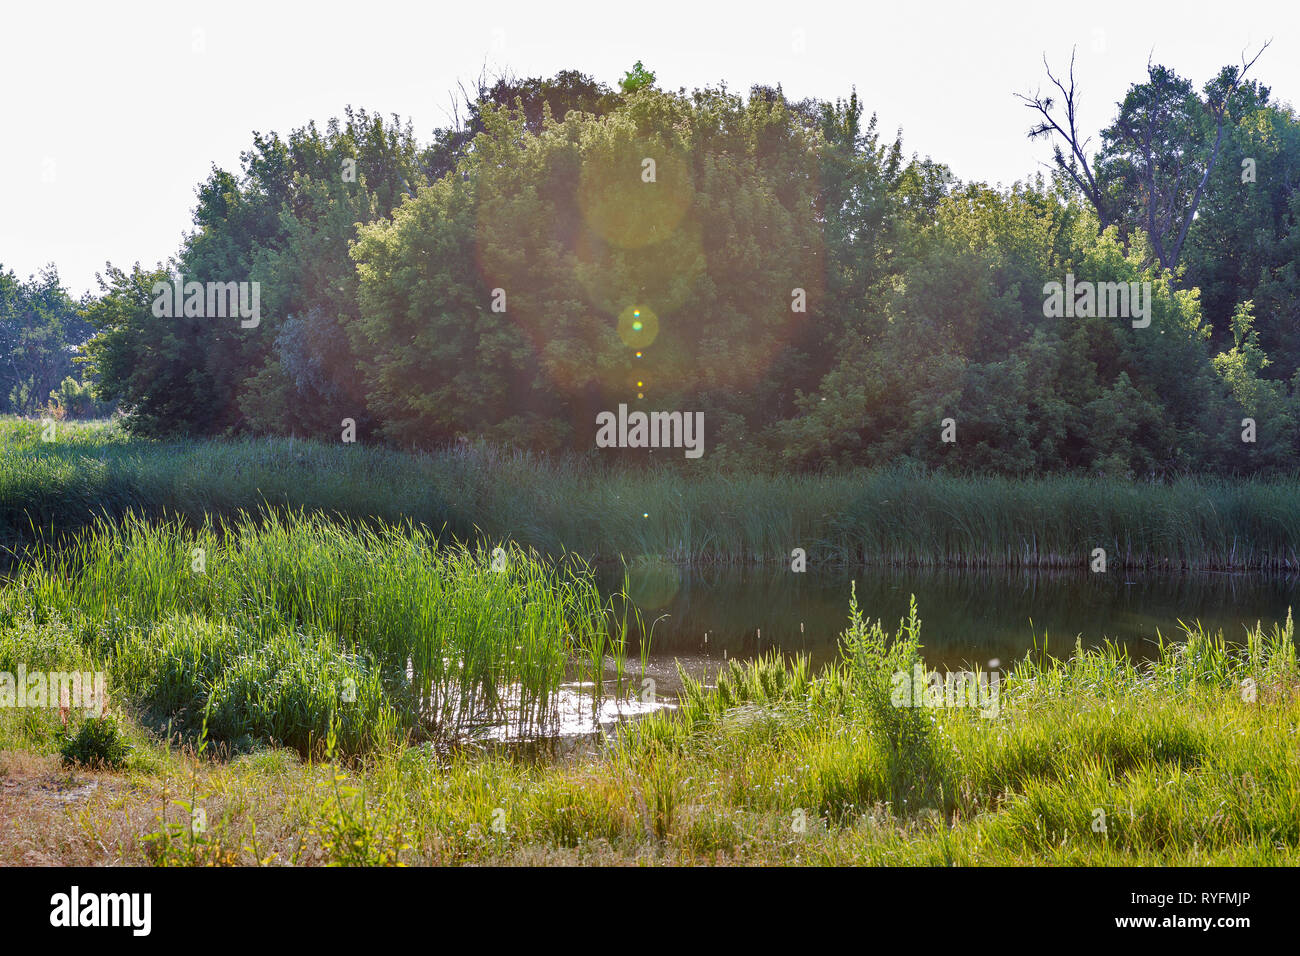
[{"xmin": 58, "ymin": 61, "xmax": 1300, "ymax": 474}]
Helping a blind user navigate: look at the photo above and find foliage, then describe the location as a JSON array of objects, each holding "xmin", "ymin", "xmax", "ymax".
[
  {"xmin": 0, "ymin": 265, "xmax": 92, "ymax": 416},
  {"xmin": 50, "ymin": 60, "xmax": 1300, "ymax": 476},
  {"xmin": 58, "ymin": 714, "xmax": 132, "ymax": 769},
  {"xmin": 618, "ymin": 60, "xmax": 657, "ymax": 95}
]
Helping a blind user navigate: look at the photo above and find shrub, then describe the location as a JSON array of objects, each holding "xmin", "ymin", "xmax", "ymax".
[
  {"xmin": 839, "ymin": 588, "xmax": 952, "ymax": 813},
  {"xmin": 204, "ymin": 633, "xmax": 399, "ymax": 756},
  {"xmin": 58, "ymin": 715, "xmax": 132, "ymax": 769}
]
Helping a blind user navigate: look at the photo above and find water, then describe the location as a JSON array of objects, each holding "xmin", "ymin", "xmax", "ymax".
[
  {"xmin": 606, "ymin": 564, "xmax": 1300, "ymax": 684},
  {"xmin": 488, "ymin": 566, "xmax": 1300, "ymax": 744}
]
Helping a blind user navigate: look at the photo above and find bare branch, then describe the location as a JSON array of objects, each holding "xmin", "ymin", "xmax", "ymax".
[{"xmin": 1015, "ymin": 48, "xmax": 1109, "ymax": 227}]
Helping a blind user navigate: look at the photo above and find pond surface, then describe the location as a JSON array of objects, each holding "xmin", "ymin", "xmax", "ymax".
[{"xmin": 603, "ymin": 565, "xmax": 1300, "ymax": 686}]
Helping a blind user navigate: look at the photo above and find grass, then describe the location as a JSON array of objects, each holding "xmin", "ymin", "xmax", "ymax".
[
  {"xmin": 3, "ymin": 416, "xmax": 1300, "ymax": 569},
  {"xmin": 2, "ymin": 415, "xmax": 1298, "ymax": 866},
  {"xmin": 3, "ymin": 510, "xmax": 640, "ymax": 753},
  {"xmin": 1, "ymin": 589, "xmax": 1296, "ymax": 865}
]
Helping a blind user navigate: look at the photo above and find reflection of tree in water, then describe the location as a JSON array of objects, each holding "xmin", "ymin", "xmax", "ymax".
[{"xmin": 598, "ymin": 565, "xmax": 1300, "ymax": 672}]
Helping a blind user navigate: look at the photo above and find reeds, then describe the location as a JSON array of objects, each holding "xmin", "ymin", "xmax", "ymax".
[
  {"xmin": 4, "ymin": 571, "xmax": 1298, "ymax": 864},
  {"xmin": 5, "ymin": 509, "xmax": 639, "ymax": 752},
  {"xmin": 4, "ymin": 418, "xmax": 1299, "ymax": 570}
]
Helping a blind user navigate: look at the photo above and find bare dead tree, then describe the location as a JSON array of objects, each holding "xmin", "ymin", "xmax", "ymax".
[
  {"xmin": 1015, "ymin": 48, "xmax": 1110, "ymax": 228},
  {"xmin": 444, "ymin": 61, "xmax": 497, "ymax": 134}
]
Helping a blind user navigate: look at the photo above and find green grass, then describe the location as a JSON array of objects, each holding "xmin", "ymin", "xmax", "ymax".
[
  {"xmin": 4, "ymin": 416, "xmax": 1300, "ymax": 569},
  {"xmin": 3, "ymin": 415, "xmax": 1299, "ymax": 865},
  {"xmin": 3, "ymin": 581, "xmax": 1294, "ymax": 865},
  {"xmin": 2, "ymin": 509, "xmax": 639, "ymax": 753}
]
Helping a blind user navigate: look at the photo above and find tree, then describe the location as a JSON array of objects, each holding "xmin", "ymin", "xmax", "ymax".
[
  {"xmin": 1020, "ymin": 44, "xmax": 1271, "ymax": 271},
  {"xmin": 1182, "ymin": 102, "xmax": 1300, "ymax": 376},
  {"xmin": 619, "ymin": 61, "xmax": 656, "ymax": 95},
  {"xmin": 1209, "ymin": 301, "xmax": 1298, "ymax": 470},
  {"xmin": 69, "ymin": 61, "xmax": 1300, "ymax": 478},
  {"xmin": 0, "ymin": 265, "xmax": 90, "ymax": 415},
  {"xmin": 81, "ymin": 264, "xmax": 203, "ymax": 436},
  {"xmin": 1017, "ymin": 50, "xmax": 1114, "ymax": 229},
  {"xmin": 427, "ymin": 69, "xmax": 619, "ymax": 180},
  {"xmin": 85, "ymin": 108, "xmax": 433, "ymax": 438},
  {"xmin": 351, "ymin": 83, "xmax": 823, "ymax": 458}
]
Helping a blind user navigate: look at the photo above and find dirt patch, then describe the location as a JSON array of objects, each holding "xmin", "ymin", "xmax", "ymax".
[{"xmin": 0, "ymin": 750, "xmax": 152, "ymax": 865}]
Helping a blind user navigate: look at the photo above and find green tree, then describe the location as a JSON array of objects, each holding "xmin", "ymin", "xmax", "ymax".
[
  {"xmin": 81, "ymin": 265, "xmax": 196, "ymax": 435},
  {"xmin": 0, "ymin": 265, "xmax": 90, "ymax": 415},
  {"xmin": 1183, "ymin": 102, "xmax": 1300, "ymax": 378},
  {"xmin": 618, "ymin": 61, "xmax": 656, "ymax": 95},
  {"xmin": 1209, "ymin": 301, "xmax": 1298, "ymax": 470},
  {"xmin": 352, "ymin": 84, "xmax": 823, "ymax": 458},
  {"xmin": 85, "ymin": 108, "xmax": 432, "ymax": 438},
  {"xmin": 1095, "ymin": 56, "xmax": 1270, "ymax": 272}
]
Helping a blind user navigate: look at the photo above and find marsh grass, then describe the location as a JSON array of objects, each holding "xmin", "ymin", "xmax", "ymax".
[
  {"xmin": 2, "ymin": 581, "xmax": 1297, "ymax": 865},
  {"xmin": 4, "ymin": 417, "xmax": 1300, "ymax": 569},
  {"xmin": 3, "ymin": 509, "xmax": 643, "ymax": 753}
]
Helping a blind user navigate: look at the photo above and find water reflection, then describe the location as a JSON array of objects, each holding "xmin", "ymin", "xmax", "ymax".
[{"xmin": 602, "ymin": 566, "xmax": 1300, "ymax": 673}]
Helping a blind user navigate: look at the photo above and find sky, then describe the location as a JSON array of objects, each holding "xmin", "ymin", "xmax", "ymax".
[{"xmin": 2, "ymin": 0, "xmax": 1295, "ymax": 298}]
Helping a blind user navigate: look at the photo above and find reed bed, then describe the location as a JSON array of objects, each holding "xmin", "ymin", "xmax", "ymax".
[
  {"xmin": 3, "ymin": 417, "xmax": 1300, "ymax": 569},
  {"xmin": 3, "ymin": 510, "xmax": 639, "ymax": 752},
  {"xmin": 5, "ymin": 586, "xmax": 1295, "ymax": 865}
]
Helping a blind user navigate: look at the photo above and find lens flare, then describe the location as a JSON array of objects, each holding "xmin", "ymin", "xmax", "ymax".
[
  {"xmin": 625, "ymin": 554, "xmax": 680, "ymax": 609},
  {"xmin": 617, "ymin": 305, "xmax": 659, "ymax": 349}
]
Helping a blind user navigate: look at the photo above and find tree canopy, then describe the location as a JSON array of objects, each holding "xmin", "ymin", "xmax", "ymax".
[{"xmin": 69, "ymin": 60, "xmax": 1300, "ymax": 476}]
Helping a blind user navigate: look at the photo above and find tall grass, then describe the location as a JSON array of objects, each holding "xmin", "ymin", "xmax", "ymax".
[
  {"xmin": 3, "ymin": 564, "xmax": 1298, "ymax": 864},
  {"xmin": 3, "ymin": 510, "xmax": 641, "ymax": 752},
  {"xmin": 4, "ymin": 417, "xmax": 1299, "ymax": 569}
]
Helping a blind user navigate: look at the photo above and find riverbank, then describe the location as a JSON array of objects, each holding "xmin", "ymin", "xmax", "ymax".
[
  {"xmin": 4, "ymin": 418, "xmax": 1300, "ymax": 570},
  {"xmin": 2, "ymin": 446, "xmax": 1297, "ymax": 866},
  {"xmin": 2, "ymin": 607, "xmax": 1296, "ymax": 865}
]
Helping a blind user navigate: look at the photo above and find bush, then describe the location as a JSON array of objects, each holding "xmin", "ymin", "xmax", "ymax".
[
  {"xmin": 48, "ymin": 376, "xmax": 112, "ymax": 419},
  {"xmin": 838, "ymin": 588, "xmax": 952, "ymax": 812},
  {"xmin": 58, "ymin": 715, "xmax": 132, "ymax": 769},
  {"xmin": 204, "ymin": 633, "xmax": 399, "ymax": 756}
]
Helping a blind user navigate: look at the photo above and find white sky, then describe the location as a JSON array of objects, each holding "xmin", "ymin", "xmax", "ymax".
[{"xmin": 2, "ymin": 0, "xmax": 1295, "ymax": 298}]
